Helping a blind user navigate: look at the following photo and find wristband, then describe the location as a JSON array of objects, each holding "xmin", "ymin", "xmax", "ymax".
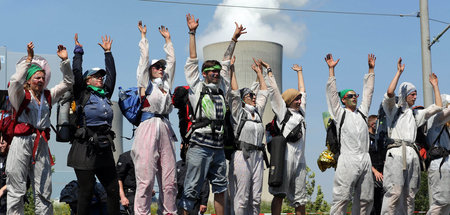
[
  {"xmin": 267, "ymin": 68, "xmax": 272, "ymax": 73},
  {"xmin": 188, "ymin": 30, "xmax": 196, "ymax": 35},
  {"xmin": 231, "ymin": 38, "xmax": 238, "ymax": 42}
]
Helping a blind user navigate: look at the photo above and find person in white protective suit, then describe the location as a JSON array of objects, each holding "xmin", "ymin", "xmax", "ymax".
[
  {"xmin": 425, "ymin": 94, "xmax": 450, "ymax": 215},
  {"xmin": 267, "ymin": 61, "xmax": 308, "ymax": 215},
  {"xmin": 131, "ymin": 21, "xmax": 178, "ymax": 214},
  {"xmin": 228, "ymin": 57, "xmax": 269, "ymax": 215},
  {"xmin": 325, "ymin": 53, "xmax": 376, "ymax": 215},
  {"xmin": 381, "ymin": 57, "xmax": 443, "ymax": 214},
  {"xmin": 7, "ymin": 42, "xmax": 73, "ymax": 214}
]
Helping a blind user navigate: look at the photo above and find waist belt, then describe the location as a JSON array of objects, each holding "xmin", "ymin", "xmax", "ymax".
[
  {"xmin": 141, "ymin": 112, "xmax": 168, "ymax": 122},
  {"xmin": 14, "ymin": 123, "xmax": 54, "ymax": 166},
  {"xmin": 236, "ymin": 141, "xmax": 265, "ymax": 160},
  {"xmin": 387, "ymin": 139, "xmax": 416, "ymax": 170}
]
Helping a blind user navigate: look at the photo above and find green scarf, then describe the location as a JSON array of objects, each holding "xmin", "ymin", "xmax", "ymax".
[{"xmin": 87, "ymin": 85, "xmax": 106, "ymax": 96}]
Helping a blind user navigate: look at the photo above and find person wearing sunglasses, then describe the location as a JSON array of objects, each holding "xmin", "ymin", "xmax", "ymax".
[
  {"xmin": 266, "ymin": 61, "xmax": 307, "ymax": 215},
  {"xmin": 325, "ymin": 53, "xmax": 375, "ymax": 214},
  {"xmin": 228, "ymin": 57, "xmax": 269, "ymax": 215},
  {"xmin": 7, "ymin": 42, "xmax": 73, "ymax": 214},
  {"xmin": 131, "ymin": 21, "xmax": 177, "ymax": 215},
  {"xmin": 381, "ymin": 58, "xmax": 443, "ymax": 214},
  {"xmin": 67, "ymin": 34, "xmax": 120, "ymax": 214}
]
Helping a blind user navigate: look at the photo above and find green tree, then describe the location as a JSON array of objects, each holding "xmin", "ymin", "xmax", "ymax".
[{"xmin": 414, "ymin": 171, "xmax": 429, "ymax": 211}]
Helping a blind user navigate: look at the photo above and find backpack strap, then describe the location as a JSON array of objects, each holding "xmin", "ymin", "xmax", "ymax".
[
  {"xmin": 235, "ymin": 109, "xmax": 262, "ymax": 141},
  {"xmin": 190, "ymin": 85, "xmax": 225, "ymax": 134},
  {"xmin": 432, "ymin": 125, "xmax": 447, "ymax": 147},
  {"xmin": 279, "ymin": 110, "xmax": 292, "ymax": 134},
  {"xmin": 338, "ymin": 111, "xmax": 347, "ymax": 144}
]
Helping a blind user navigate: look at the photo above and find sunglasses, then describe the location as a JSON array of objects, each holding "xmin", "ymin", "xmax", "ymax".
[
  {"xmin": 154, "ymin": 65, "xmax": 166, "ymax": 70},
  {"xmin": 344, "ymin": 94, "xmax": 359, "ymax": 99},
  {"xmin": 244, "ymin": 93, "xmax": 256, "ymax": 99}
]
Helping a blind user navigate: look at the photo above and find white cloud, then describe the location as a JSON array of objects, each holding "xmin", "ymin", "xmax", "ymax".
[{"xmin": 197, "ymin": 0, "xmax": 308, "ymax": 58}]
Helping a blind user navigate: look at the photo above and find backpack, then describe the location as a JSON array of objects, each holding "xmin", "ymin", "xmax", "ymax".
[
  {"xmin": 1, "ymin": 89, "xmax": 52, "ymax": 145},
  {"xmin": 325, "ymin": 109, "xmax": 367, "ymax": 166},
  {"xmin": 118, "ymin": 79, "xmax": 153, "ymax": 127},
  {"xmin": 172, "ymin": 86, "xmax": 194, "ymax": 161},
  {"xmin": 265, "ymin": 110, "xmax": 305, "ymax": 151}
]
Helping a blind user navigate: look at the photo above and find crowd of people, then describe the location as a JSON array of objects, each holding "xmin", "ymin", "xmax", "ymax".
[{"xmin": 0, "ymin": 12, "xmax": 449, "ymax": 215}]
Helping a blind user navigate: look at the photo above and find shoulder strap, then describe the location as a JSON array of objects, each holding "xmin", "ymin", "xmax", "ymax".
[
  {"xmin": 338, "ymin": 111, "xmax": 347, "ymax": 144},
  {"xmin": 280, "ymin": 110, "xmax": 292, "ymax": 133},
  {"xmin": 14, "ymin": 90, "xmax": 32, "ymax": 119},
  {"xmin": 44, "ymin": 90, "xmax": 52, "ymax": 110},
  {"xmin": 356, "ymin": 109, "xmax": 367, "ymax": 124},
  {"xmin": 235, "ymin": 110, "xmax": 262, "ymax": 140},
  {"xmin": 432, "ymin": 125, "xmax": 447, "ymax": 146}
]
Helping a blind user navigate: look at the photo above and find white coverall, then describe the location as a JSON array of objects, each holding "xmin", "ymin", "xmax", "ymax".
[
  {"xmin": 381, "ymin": 82, "xmax": 442, "ymax": 214},
  {"xmin": 228, "ymin": 85, "xmax": 268, "ymax": 215},
  {"xmin": 7, "ymin": 59, "xmax": 73, "ymax": 214},
  {"xmin": 426, "ymin": 95, "xmax": 450, "ymax": 215},
  {"xmin": 326, "ymin": 73, "xmax": 375, "ymax": 215},
  {"xmin": 267, "ymin": 75, "xmax": 308, "ymax": 207},
  {"xmin": 131, "ymin": 37, "xmax": 178, "ymax": 215}
]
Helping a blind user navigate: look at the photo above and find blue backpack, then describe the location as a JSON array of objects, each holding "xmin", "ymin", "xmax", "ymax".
[{"xmin": 118, "ymin": 81, "xmax": 153, "ymax": 127}]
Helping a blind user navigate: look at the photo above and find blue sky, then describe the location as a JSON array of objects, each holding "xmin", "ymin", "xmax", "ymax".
[{"xmin": 1, "ymin": 0, "xmax": 450, "ymax": 202}]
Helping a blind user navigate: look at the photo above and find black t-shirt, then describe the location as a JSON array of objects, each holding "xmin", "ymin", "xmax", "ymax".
[{"xmin": 116, "ymin": 151, "xmax": 136, "ymax": 189}]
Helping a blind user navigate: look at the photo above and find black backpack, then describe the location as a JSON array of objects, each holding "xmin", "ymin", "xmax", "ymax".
[{"xmin": 326, "ymin": 109, "xmax": 367, "ymax": 164}]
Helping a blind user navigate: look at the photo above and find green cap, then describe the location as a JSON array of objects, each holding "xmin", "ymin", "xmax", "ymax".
[{"xmin": 338, "ymin": 89, "xmax": 354, "ymax": 100}]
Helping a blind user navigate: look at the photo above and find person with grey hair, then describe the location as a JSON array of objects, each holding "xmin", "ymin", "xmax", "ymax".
[
  {"xmin": 131, "ymin": 20, "xmax": 177, "ymax": 215},
  {"xmin": 425, "ymin": 94, "xmax": 450, "ymax": 215},
  {"xmin": 228, "ymin": 57, "xmax": 269, "ymax": 215},
  {"xmin": 381, "ymin": 57, "xmax": 443, "ymax": 214}
]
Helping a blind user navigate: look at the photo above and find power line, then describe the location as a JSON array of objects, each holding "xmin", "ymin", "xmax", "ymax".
[{"xmin": 140, "ymin": 0, "xmax": 450, "ymax": 24}]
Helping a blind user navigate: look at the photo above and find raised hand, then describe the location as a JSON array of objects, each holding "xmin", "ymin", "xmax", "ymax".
[
  {"xmin": 57, "ymin": 45, "xmax": 68, "ymax": 60},
  {"xmin": 259, "ymin": 59, "xmax": 270, "ymax": 69},
  {"xmin": 26, "ymin": 42, "xmax": 34, "ymax": 62},
  {"xmin": 230, "ymin": 55, "xmax": 236, "ymax": 66},
  {"xmin": 98, "ymin": 35, "xmax": 113, "ymax": 52},
  {"xmin": 159, "ymin": 25, "xmax": 171, "ymax": 40},
  {"xmin": 251, "ymin": 57, "xmax": 262, "ymax": 73},
  {"xmin": 429, "ymin": 73, "xmax": 439, "ymax": 87},
  {"xmin": 138, "ymin": 20, "xmax": 147, "ymax": 37},
  {"xmin": 292, "ymin": 64, "xmax": 302, "ymax": 72},
  {"xmin": 232, "ymin": 22, "xmax": 247, "ymax": 41},
  {"xmin": 74, "ymin": 33, "xmax": 83, "ymax": 47},
  {"xmin": 325, "ymin": 53, "xmax": 339, "ymax": 68},
  {"xmin": 368, "ymin": 53, "xmax": 376, "ymax": 69},
  {"xmin": 186, "ymin": 13, "xmax": 199, "ymax": 32},
  {"xmin": 397, "ymin": 57, "xmax": 405, "ymax": 73}
]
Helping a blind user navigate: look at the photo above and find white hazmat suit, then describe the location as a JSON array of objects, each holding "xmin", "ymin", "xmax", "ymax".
[{"xmin": 326, "ymin": 73, "xmax": 375, "ymax": 215}]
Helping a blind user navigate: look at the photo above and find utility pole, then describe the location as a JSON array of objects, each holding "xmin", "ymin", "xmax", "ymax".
[{"xmin": 419, "ymin": 0, "xmax": 433, "ymax": 107}]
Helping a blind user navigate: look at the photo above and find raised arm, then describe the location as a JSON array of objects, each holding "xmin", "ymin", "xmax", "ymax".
[
  {"xmin": 136, "ymin": 21, "xmax": 150, "ymax": 91},
  {"xmin": 325, "ymin": 53, "xmax": 344, "ymax": 120},
  {"xmin": 184, "ymin": 14, "xmax": 201, "ymax": 89},
  {"xmin": 50, "ymin": 45, "xmax": 74, "ymax": 104},
  {"xmin": 359, "ymin": 54, "xmax": 376, "ymax": 116},
  {"xmin": 98, "ymin": 35, "xmax": 116, "ymax": 98},
  {"xmin": 230, "ymin": 56, "xmax": 238, "ymax": 91},
  {"xmin": 9, "ymin": 42, "xmax": 34, "ymax": 110},
  {"xmin": 325, "ymin": 53, "xmax": 339, "ymax": 78},
  {"xmin": 223, "ymin": 22, "xmax": 246, "ymax": 61},
  {"xmin": 253, "ymin": 58, "xmax": 268, "ymax": 114},
  {"xmin": 387, "ymin": 57, "xmax": 404, "ymax": 98},
  {"xmin": 429, "ymin": 73, "xmax": 442, "ymax": 107},
  {"xmin": 159, "ymin": 25, "xmax": 176, "ymax": 89},
  {"xmin": 292, "ymin": 64, "xmax": 305, "ymax": 93},
  {"xmin": 72, "ymin": 34, "xmax": 85, "ymax": 100},
  {"xmin": 186, "ymin": 13, "xmax": 199, "ymax": 59}
]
